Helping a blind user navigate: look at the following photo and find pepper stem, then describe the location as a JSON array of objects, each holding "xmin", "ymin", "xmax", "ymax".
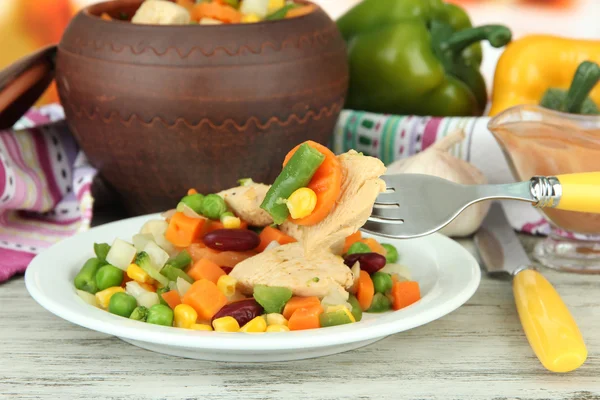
[
  {"xmin": 441, "ymin": 25, "xmax": 512, "ymax": 55},
  {"xmin": 565, "ymin": 61, "xmax": 600, "ymax": 113}
]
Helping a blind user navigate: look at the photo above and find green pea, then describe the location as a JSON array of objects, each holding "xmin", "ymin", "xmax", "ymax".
[
  {"xmin": 346, "ymin": 242, "xmax": 371, "ymax": 255},
  {"xmin": 156, "ymin": 287, "xmax": 170, "ymax": 307},
  {"xmin": 108, "ymin": 292, "xmax": 138, "ymax": 318},
  {"xmin": 382, "ymin": 244, "xmax": 399, "ymax": 264},
  {"xmin": 200, "ymin": 194, "xmax": 228, "ymax": 220},
  {"xmin": 95, "ymin": 265, "xmax": 124, "ymax": 291},
  {"xmin": 367, "ymin": 293, "xmax": 392, "ymax": 313},
  {"xmin": 74, "ymin": 258, "xmax": 102, "ymax": 294},
  {"xmin": 180, "ymin": 193, "xmax": 205, "ymax": 214},
  {"xmin": 130, "ymin": 306, "xmax": 148, "ymax": 322},
  {"xmin": 348, "ymin": 295, "xmax": 362, "ymax": 322},
  {"xmin": 146, "ymin": 304, "xmax": 174, "ymax": 327},
  {"xmin": 372, "ymin": 272, "xmax": 393, "ymax": 294}
]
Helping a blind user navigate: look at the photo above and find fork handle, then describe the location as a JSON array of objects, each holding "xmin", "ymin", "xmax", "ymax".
[{"xmin": 554, "ymin": 172, "xmax": 600, "ymax": 213}]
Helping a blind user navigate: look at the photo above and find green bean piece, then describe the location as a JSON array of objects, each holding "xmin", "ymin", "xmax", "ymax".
[
  {"xmin": 200, "ymin": 194, "xmax": 228, "ymax": 220},
  {"xmin": 165, "ymin": 250, "xmax": 192, "ymax": 270},
  {"xmin": 381, "ymin": 244, "xmax": 399, "ymax": 264},
  {"xmin": 95, "ymin": 265, "xmax": 124, "ymax": 291},
  {"xmin": 156, "ymin": 287, "xmax": 170, "ymax": 307},
  {"xmin": 266, "ymin": 3, "xmax": 301, "ymax": 20},
  {"xmin": 108, "ymin": 292, "xmax": 138, "ymax": 318},
  {"xmin": 93, "ymin": 243, "xmax": 111, "ymax": 263},
  {"xmin": 348, "ymin": 295, "xmax": 363, "ymax": 322},
  {"xmin": 260, "ymin": 143, "xmax": 325, "ymax": 224},
  {"xmin": 367, "ymin": 293, "xmax": 392, "ymax": 313},
  {"xmin": 346, "ymin": 242, "xmax": 371, "ymax": 256},
  {"xmin": 161, "ymin": 265, "xmax": 194, "ymax": 284},
  {"xmin": 372, "ymin": 272, "xmax": 393, "ymax": 294},
  {"xmin": 130, "ymin": 306, "xmax": 149, "ymax": 322},
  {"xmin": 146, "ymin": 304, "xmax": 174, "ymax": 326},
  {"xmin": 180, "ymin": 193, "xmax": 205, "ymax": 214},
  {"xmin": 74, "ymin": 258, "xmax": 102, "ymax": 294}
]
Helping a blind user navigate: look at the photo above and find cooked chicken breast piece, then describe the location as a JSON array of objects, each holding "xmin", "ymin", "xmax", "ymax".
[
  {"xmin": 296, "ymin": 151, "xmax": 386, "ymax": 255},
  {"xmin": 217, "ymin": 183, "xmax": 274, "ymax": 227},
  {"xmin": 230, "ymin": 243, "xmax": 353, "ymax": 298}
]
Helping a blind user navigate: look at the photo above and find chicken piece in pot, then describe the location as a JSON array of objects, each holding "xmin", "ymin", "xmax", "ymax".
[
  {"xmin": 230, "ymin": 243, "xmax": 353, "ymax": 298},
  {"xmin": 217, "ymin": 183, "xmax": 273, "ymax": 227}
]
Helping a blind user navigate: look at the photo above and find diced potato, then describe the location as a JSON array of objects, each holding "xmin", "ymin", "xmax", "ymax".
[
  {"xmin": 140, "ymin": 220, "xmax": 176, "ymax": 255},
  {"xmin": 137, "ymin": 292, "xmax": 160, "ymax": 308},
  {"xmin": 240, "ymin": 0, "xmax": 269, "ymax": 18},
  {"xmin": 143, "ymin": 241, "xmax": 170, "ymax": 271},
  {"xmin": 76, "ymin": 290, "xmax": 98, "ymax": 307},
  {"xmin": 131, "ymin": 0, "xmax": 191, "ymax": 25},
  {"xmin": 133, "ymin": 233, "xmax": 154, "ymax": 252},
  {"xmin": 106, "ymin": 239, "xmax": 137, "ymax": 271}
]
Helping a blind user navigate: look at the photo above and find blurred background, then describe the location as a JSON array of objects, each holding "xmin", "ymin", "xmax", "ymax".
[{"xmin": 1, "ymin": 0, "xmax": 598, "ymax": 105}]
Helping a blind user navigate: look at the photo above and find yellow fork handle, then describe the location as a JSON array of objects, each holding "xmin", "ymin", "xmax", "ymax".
[
  {"xmin": 556, "ymin": 172, "xmax": 600, "ymax": 213},
  {"xmin": 513, "ymin": 269, "xmax": 587, "ymax": 373}
]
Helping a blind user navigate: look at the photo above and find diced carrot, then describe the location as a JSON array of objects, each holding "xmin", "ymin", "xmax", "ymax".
[
  {"xmin": 165, "ymin": 212, "xmax": 207, "ymax": 248},
  {"xmin": 187, "ymin": 188, "xmax": 198, "ymax": 195},
  {"xmin": 191, "ymin": 2, "xmax": 242, "ymax": 23},
  {"xmin": 187, "ymin": 258, "xmax": 226, "ymax": 284},
  {"xmin": 285, "ymin": 4, "xmax": 316, "ymax": 18},
  {"xmin": 391, "ymin": 281, "xmax": 421, "ymax": 311},
  {"xmin": 282, "ymin": 296, "xmax": 321, "ymax": 320},
  {"xmin": 161, "ymin": 290, "xmax": 182, "ymax": 310},
  {"xmin": 360, "ymin": 238, "xmax": 387, "ymax": 256},
  {"xmin": 138, "ymin": 282, "xmax": 156, "ymax": 292},
  {"xmin": 182, "ymin": 279, "xmax": 228, "ymax": 320},
  {"xmin": 187, "ymin": 244, "xmax": 256, "ymax": 268},
  {"xmin": 100, "ymin": 12, "xmax": 112, "ymax": 21},
  {"xmin": 257, "ymin": 226, "xmax": 297, "ymax": 252},
  {"xmin": 283, "ymin": 141, "xmax": 342, "ymax": 226},
  {"xmin": 204, "ymin": 220, "xmax": 248, "ymax": 233},
  {"xmin": 176, "ymin": 0, "xmax": 195, "ymax": 13},
  {"xmin": 342, "ymin": 231, "xmax": 362, "ymax": 254},
  {"xmin": 288, "ymin": 304, "xmax": 324, "ymax": 331},
  {"xmin": 357, "ymin": 270, "xmax": 374, "ymax": 311}
]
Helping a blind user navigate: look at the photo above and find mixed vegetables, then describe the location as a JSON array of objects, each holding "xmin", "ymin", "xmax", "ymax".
[
  {"xmin": 100, "ymin": 0, "xmax": 316, "ymax": 25},
  {"xmin": 73, "ymin": 141, "xmax": 421, "ymax": 333}
]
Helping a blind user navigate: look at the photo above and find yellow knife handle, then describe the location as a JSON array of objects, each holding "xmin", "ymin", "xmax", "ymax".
[
  {"xmin": 513, "ymin": 269, "xmax": 587, "ymax": 372},
  {"xmin": 555, "ymin": 172, "xmax": 600, "ymax": 213}
]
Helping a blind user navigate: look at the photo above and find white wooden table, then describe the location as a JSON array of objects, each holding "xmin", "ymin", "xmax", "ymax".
[{"xmin": 1, "ymin": 232, "xmax": 599, "ymax": 399}]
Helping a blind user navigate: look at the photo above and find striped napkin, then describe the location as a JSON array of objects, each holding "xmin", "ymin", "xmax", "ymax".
[
  {"xmin": 0, "ymin": 105, "xmax": 96, "ymax": 282},
  {"xmin": 0, "ymin": 105, "xmax": 551, "ymax": 282}
]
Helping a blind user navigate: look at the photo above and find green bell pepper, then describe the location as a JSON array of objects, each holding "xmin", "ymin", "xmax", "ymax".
[{"xmin": 337, "ymin": 0, "xmax": 511, "ymax": 117}]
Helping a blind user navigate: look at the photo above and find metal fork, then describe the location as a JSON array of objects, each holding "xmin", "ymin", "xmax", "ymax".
[{"xmin": 362, "ymin": 173, "xmax": 600, "ymax": 239}]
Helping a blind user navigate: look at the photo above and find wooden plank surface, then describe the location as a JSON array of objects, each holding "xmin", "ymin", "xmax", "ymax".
[{"xmin": 1, "ymin": 236, "xmax": 599, "ymax": 400}]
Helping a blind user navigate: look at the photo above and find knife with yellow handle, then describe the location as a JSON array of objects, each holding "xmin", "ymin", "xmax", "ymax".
[{"xmin": 475, "ymin": 203, "xmax": 587, "ymax": 373}]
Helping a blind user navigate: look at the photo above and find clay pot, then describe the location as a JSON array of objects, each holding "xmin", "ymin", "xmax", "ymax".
[{"xmin": 56, "ymin": 0, "xmax": 348, "ymax": 215}]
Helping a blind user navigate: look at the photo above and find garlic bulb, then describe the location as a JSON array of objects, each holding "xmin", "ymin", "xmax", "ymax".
[{"xmin": 386, "ymin": 130, "xmax": 490, "ymax": 237}]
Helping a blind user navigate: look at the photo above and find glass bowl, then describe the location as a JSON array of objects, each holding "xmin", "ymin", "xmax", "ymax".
[{"xmin": 488, "ymin": 104, "xmax": 600, "ymax": 273}]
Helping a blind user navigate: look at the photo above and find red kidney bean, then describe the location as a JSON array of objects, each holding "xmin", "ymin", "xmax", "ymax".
[
  {"xmin": 211, "ymin": 298, "xmax": 264, "ymax": 327},
  {"xmin": 220, "ymin": 266, "xmax": 233, "ymax": 274},
  {"xmin": 343, "ymin": 252, "xmax": 387, "ymax": 274},
  {"xmin": 202, "ymin": 229, "xmax": 260, "ymax": 252}
]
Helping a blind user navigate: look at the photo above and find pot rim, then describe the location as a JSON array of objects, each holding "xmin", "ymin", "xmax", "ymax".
[{"xmin": 83, "ymin": 0, "xmax": 320, "ymax": 28}]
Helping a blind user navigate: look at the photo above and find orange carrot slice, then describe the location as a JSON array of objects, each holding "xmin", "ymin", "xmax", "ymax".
[
  {"xmin": 161, "ymin": 290, "xmax": 182, "ymax": 310},
  {"xmin": 356, "ymin": 270, "xmax": 374, "ymax": 311},
  {"xmin": 282, "ymin": 296, "xmax": 321, "ymax": 320},
  {"xmin": 283, "ymin": 141, "xmax": 342, "ymax": 226},
  {"xmin": 187, "ymin": 258, "xmax": 226, "ymax": 284},
  {"xmin": 391, "ymin": 281, "xmax": 421, "ymax": 311},
  {"xmin": 288, "ymin": 304, "xmax": 324, "ymax": 331},
  {"xmin": 342, "ymin": 231, "xmax": 362, "ymax": 254},
  {"xmin": 191, "ymin": 2, "xmax": 242, "ymax": 23},
  {"xmin": 182, "ymin": 279, "xmax": 228, "ymax": 320},
  {"xmin": 360, "ymin": 238, "xmax": 387, "ymax": 256},
  {"xmin": 187, "ymin": 245, "xmax": 256, "ymax": 268},
  {"xmin": 256, "ymin": 226, "xmax": 297, "ymax": 252},
  {"xmin": 165, "ymin": 212, "xmax": 206, "ymax": 248}
]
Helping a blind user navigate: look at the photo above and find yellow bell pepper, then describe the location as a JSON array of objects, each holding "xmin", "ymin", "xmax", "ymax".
[{"xmin": 489, "ymin": 35, "xmax": 600, "ymax": 116}]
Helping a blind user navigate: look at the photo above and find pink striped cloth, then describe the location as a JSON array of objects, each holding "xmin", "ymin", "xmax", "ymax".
[{"xmin": 0, "ymin": 105, "xmax": 96, "ymax": 282}]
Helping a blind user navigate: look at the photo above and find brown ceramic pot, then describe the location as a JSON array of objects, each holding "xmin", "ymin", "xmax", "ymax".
[{"xmin": 56, "ymin": 0, "xmax": 348, "ymax": 215}]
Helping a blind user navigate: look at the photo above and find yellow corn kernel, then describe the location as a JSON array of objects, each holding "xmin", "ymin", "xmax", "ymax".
[
  {"xmin": 240, "ymin": 316, "xmax": 268, "ymax": 333},
  {"xmin": 191, "ymin": 323, "xmax": 213, "ymax": 331},
  {"xmin": 268, "ymin": 0, "xmax": 285, "ymax": 13},
  {"xmin": 286, "ymin": 187, "xmax": 317, "ymax": 219},
  {"xmin": 326, "ymin": 305, "xmax": 356, "ymax": 323},
  {"xmin": 266, "ymin": 324, "xmax": 290, "ymax": 333},
  {"xmin": 241, "ymin": 13, "xmax": 262, "ymax": 23},
  {"xmin": 212, "ymin": 316, "xmax": 240, "ymax": 332},
  {"xmin": 174, "ymin": 304, "xmax": 198, "ymax": 329},
  {"xmin": 127, "ymin": 263, "xmax": 154, "ymax": 284},
  {"xmin": 265, "ymin": 313, "xmax": 288, "ymax": 327},
  {"xmin": 222, "ymin": 215, "xmax": 242, "ymax": 229},
  {"xmin": 217, "ymin": 275, "xmax": 237, "ymax": 297},
  {"xmin": 95, "ymin": 287, "xmax": 125, "ymax": 309}
]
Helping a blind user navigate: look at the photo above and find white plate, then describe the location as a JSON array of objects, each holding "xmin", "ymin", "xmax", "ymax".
[{"xmin": 25, "ymin": 214, "xmax": 481, "ymax": 362}]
